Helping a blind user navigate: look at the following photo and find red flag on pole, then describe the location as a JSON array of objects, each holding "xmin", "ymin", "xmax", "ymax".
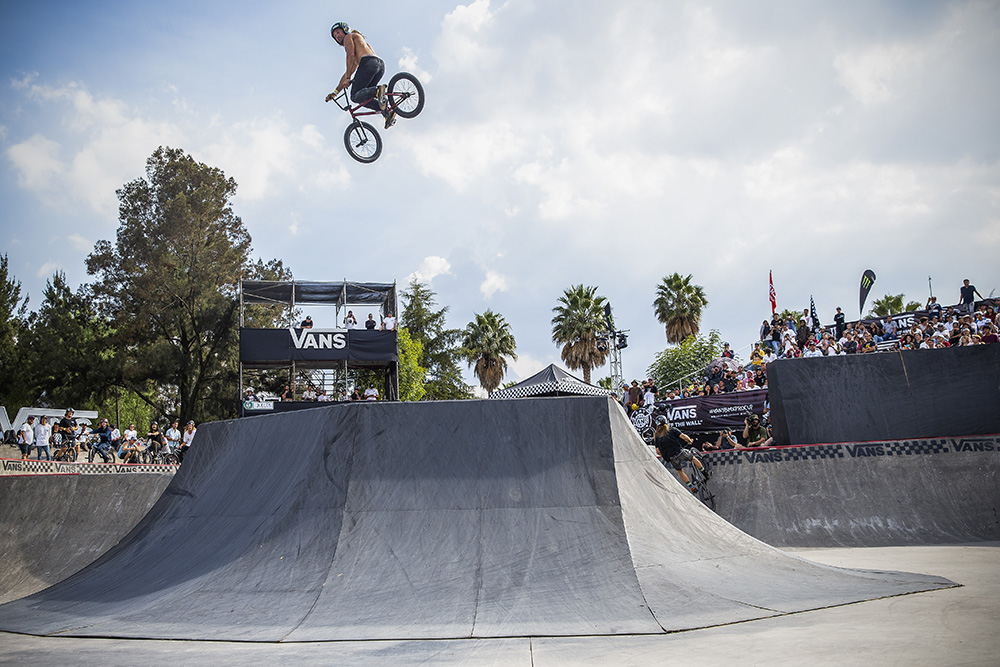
[{"xmin": 769, "ymin": 270, "xmax": 777, "ymax": 315}]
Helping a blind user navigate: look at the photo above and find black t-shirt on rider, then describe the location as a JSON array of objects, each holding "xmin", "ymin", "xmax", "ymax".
[{"xmin": 654, "ymin": 427, "xmax": 686, "ymax": 460}]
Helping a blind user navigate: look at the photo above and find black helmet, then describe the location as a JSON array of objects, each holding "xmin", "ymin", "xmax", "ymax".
[
  {"xmin": 331, "ymin": 22, "xmax": 350, "ymax": 38},
  {"xmin": 655, "ymin": 415, "xmax": 668, "ymax": 426}
]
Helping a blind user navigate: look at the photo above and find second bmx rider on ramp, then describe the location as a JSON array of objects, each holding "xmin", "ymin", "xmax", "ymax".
[{"xmin": 653, "ymin": 415, "xmax": 710, "ymax": 495}]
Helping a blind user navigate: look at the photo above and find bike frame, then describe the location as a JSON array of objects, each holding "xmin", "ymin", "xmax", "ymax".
[{"xmin": 329, "ymin": 88, "xmax": 406, "ymax": 121}]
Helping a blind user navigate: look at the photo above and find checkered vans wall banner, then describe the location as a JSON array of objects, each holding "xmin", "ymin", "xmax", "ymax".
[
  {"xmin": 0, "ymin": 457, "xmax": 177, "ymax": 476},
  {"xmin": 703, "ymin": 435, "xmax": 999, "ymax": 468}
]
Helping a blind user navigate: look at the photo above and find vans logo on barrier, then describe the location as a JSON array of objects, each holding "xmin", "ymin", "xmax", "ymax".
[
  {"xmin": 846, "ymin": 444, "xmax": 886, "ymax": 457},
  {"xmin": 952, "ymin": 438, "xmax": 996, "ymax": 453},
  {"xmin": 289, "ymin": 329, "xmax": 347, "ymax": 350},
  {"xmin": 667, "ymin": 406, "xmax": 698, "ymax": 421}
]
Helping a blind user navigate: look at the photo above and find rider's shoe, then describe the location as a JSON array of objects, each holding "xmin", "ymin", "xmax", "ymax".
[
  {"xmin": 384, "ymin": 109, "xmax": 397, "ymax": 129},
  {"xmin": 376, "ymin": 84, "xmax": 388, "ymax": 111},
  {"xmin": 687, "ymin": 483, "xmax": 698, "ymax": 494},
  {"xmin": 700, "ymin": 466, "xmax": 711, "ymax": 480}
]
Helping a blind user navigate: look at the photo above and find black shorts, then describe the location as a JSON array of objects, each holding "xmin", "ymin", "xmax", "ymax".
[{"xmin": 667, "ymin": 447, "xmax": 695, "ymax": 471}]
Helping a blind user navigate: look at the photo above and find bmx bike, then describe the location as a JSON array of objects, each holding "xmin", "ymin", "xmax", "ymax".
[
  {"xmin": 684, "ymin": 452, "xmax": 715, "ymax": 510},
  {"xmin": 326, "ymin": 72, "xmax": 425, "ymax": 164},
  {"xmin": 86, "ymin": 435, "xmax": 116, "ymax": 464}
]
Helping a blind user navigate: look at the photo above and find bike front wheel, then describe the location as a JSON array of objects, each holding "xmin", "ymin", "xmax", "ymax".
[
  {"xmin": 388, "ymin": 72, "xmax": 424, "ymax": 119},
  {"xmin": 344, "ymin": 121, "xmax": 382, "ymax": 163}
]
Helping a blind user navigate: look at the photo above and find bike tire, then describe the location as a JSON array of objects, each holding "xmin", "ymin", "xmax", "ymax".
[
  {"xmin": 690, "ymin": 460, "xmax": 716, "ymax": 511},
  {"xmin": 87, "ymin": 448, "xmax": 96, "ymax": 463},
  {"xmin": 388, "ymin": 72, "xmax": 424, "ymax": 119},
  {"xmin": 165, "ymin": 453, "xmax": 179, "ymax": 465},
  {"xmin": 344, "ymin": 121, "xmax": 382, "ymax": 163}
]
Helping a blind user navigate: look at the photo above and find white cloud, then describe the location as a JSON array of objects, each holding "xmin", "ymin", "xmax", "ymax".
[
  {"xmin": 36, "ymin": 260, "xmax": 60, "ymax": 278},
  {"xmin": 408, "ymin": 256, "xmax": 452, "ymax": 284},
  {"xmin": 480, "ymin": 270, "xmax": 507, "ymax": 298},
  {"xmin": 7, "ymin": 135, "xmax": 64, "ymax": 192},
  {"xmin": 6, "ymin": 81, "xmax": 186, "ymax": 215},
  {"xmin": 434, "ymin": 0, "xmax": 497, "ymax": 73},
  {"xmin": 67, "ymin": 234, "xmax": 92, "ymax": 253},
  {"xmin": 398, "ymin": 47, "xmax": 432, "ymax": 84},
  {"xmin": 200, "ymin": 117, "xmax": 303, "ymax": 202},
  {"xmin": 834, "ymin": 44, "xmax": 916, "ymax": 106}
]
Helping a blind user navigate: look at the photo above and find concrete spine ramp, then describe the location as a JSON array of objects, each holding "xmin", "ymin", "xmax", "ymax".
[
  {"xmin": 0, "ymin": 474, "xmax": 174, "ymax": 604},
  {"xmin": 0, "ymin": 397, "xmax": 953, "ymax": 642},
  {"xmin": 706, "ymin": 436, "xmax": 1000, "ymax": 547}
]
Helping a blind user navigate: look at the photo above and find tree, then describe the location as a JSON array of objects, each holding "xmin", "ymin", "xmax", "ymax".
[
  {"xmin": 0, "ymin": 254, "xmax": 30, "ymax": 408},
  {"xmin": 19, "ymin": 272, "xmax": 115, "ymax": 410},
  {"xmin": 397, "ymin": 327, "xmax": 427, "ymax": 401},
  {"xmin": 86, "ymin": 146, "xmax": 262, "ymax": 424},
  {"xmin": 867, "ymin": 294, "xmax": 921, "ymax": 318},
  {"xmin": 653, "ymin": 273, "xmax": 709, "ymax": 344},
  {"xmin": 462, "ymin": 310, "xmax": 517, "ymax": 397},
  {"xmin": 400, "ymin": 279, "xmax": 472, "ymax": 399},
  {"xmin": 646, "ymin": 329, "xmax": 724, "ymax": 391},
  {"xmin": 551, "ymin": 284, "xmax": 609, "ymax": 385}
]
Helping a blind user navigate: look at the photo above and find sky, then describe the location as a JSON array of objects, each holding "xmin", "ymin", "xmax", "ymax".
[{"xmin": 2, "ymin": 0, "xmax": 999, "ymax": 393}]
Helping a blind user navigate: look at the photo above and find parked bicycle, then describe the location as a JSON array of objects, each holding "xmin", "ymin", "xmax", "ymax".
[
  {"xmin": 326, "ymin": 72, "xmax": 425, "ymax": 163},
  {"xmin": 51, "ymin": 433, "xmax": 77, "ymax": 462},
  {"xmin": 86, "ymin": 434, "xmax": 116, "ymax": 464},
  {"xmin": 140, "ymin": 438, "xmax": 178, "ymax": 465}
]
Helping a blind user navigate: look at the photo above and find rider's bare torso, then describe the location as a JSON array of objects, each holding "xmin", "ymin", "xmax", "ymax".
[{"xmin": 336, "ymin": 30, "xmax": 377, "ymax": 90}]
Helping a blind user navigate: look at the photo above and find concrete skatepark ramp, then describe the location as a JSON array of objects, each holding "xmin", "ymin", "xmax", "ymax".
[
  {"xmin": 0, "ymin": 474, "xmax": 174, "ymax": 604},
  {"xmin": 0, "ymin": 397, "xmax": 953, "ymax": 642}
]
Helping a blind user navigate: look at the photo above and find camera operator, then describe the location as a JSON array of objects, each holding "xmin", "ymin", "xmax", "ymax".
[
  {"xmin": 742, "ymin": 413, "xmax": 769, "ymax": 448},
  {"xmin": 715, "ymin": 428, "xmax": 744, "ymax": 450}
]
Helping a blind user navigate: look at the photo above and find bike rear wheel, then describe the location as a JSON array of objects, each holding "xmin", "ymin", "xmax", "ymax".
[
  {"xmin": 690, "ymin": 460, "xmax": 716, "ymax": 511},
  {"xmin": 388, "ymin": 72, "xmax": 424, "ymax": 119},
  {"xmin": 344, "ymin": 121, "xmax": 382, "ymax": 163}
]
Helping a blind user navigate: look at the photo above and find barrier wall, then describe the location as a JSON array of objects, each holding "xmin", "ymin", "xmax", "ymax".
[
  {"xmin": 768, "ymin": 344, "xmax": 1000, "ymax": 445},
  {"xmin": 705, "ymin": 434, "xmax": 1000, "ymax": 546}
]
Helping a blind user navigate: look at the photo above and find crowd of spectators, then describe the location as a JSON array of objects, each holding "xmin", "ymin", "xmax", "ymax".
[
  {"xmin": 245, "ymin": 383, "xmax": 381, "ymax": 403},
  {"xmin": 758, "ymin": 298, "xmax": 998, "ymax": 360},
  {"xmin": 8, "ymin": 407, "xmax": 196, "ymax": 463}
]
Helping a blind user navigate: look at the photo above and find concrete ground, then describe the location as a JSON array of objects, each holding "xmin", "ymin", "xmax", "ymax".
[{"xmin": 0, "ymin": 542, "xmax": 995, "ymax": 666}]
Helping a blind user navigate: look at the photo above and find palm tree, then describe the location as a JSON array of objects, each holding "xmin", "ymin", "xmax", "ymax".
[
  {"xmin": 550, "ymin": 284, "xmax": 609, "ymax": 384},
  {"xmin": 461, "ymin": 310, "xmax": 517, "ymax": 397},
  {"xmin": 653, "ymin": 273, "xmax": 709, "ymax": 344},
  {"xmin": 867, "ymin": 294, "xmax": 922, "ymax": 318}
]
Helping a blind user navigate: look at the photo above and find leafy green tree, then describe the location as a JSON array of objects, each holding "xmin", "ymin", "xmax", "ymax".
[
  {"xmin": 461, "ymin": 310, "xmax": 517, "ymax": 397},
  {"xmin": 19, "ymin": 272, "xmax": 115, "ymax": 410},
  {"xmin": 653, "ymin": 273, "xmax": 709, "ymax": 344},
  {"xmin": 596, "ymin": 376, "xmax": 615, "ymax": 391},
  {"xmin": 400, "ymin": 279, "xmax": 472, "ymax": 400},
  {"xmin": 551, "ymin": 284, "xmax": 609, "ymax": 385},
  {"xmin": 867, "ymin": 294, "xmax": 921, "ymax": 318},
  {"xmin": 242, "ymin": 258, "xmax": 298, "ymax": 329},
  {"xmin": 0, "ymin": 254, "xmax": 30, "ymax": 408},
  {"xmin": 86, "ymin": 146, "xmax": 265, "ymax": 424},
  {"xmin": 646, "ymin": 329, "xmax": 724, "ymax": 391},
  {"xmin": 397, "ymin": 327, "xmax": 427, "ymax": 401}
]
